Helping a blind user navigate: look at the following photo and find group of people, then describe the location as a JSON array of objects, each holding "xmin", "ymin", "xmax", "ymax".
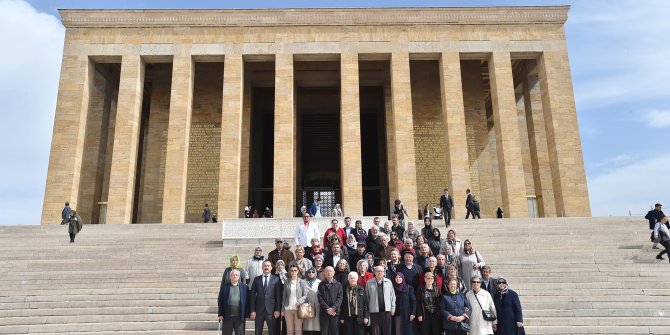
[
  {"xmin": 646, "ymin": 203, "xmax": 670, "ymax": 262},
  {"xmin": 218, "ymin": 214, "xmax": 525, "ymax": 335},
  {"xmin": 60, "ymin": 202, "xmax": 83, "ymax": 243},
  {"xmin": 299, "ymin": 199, "xmax": 344, "ymax": 218}
]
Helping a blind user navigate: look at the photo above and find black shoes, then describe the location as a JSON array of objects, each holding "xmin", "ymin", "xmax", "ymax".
[{"xmin": 656, "ymin": 254, "xmax": 664, "ymax": 260}]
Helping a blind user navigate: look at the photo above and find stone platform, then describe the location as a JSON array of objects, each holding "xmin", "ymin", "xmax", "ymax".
[{"xmin": 1, "ymin": 217, "xmax": 669, "ymax": 334}]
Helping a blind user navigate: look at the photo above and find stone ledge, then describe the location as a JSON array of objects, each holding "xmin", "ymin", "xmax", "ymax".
[{"xmin": 59, "ymin": 7, "xmax": 569, "ymax": 28}]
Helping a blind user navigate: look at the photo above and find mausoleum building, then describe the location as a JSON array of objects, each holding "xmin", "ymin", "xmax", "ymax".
[{"xmin": 41, "ymin": 6, "xmax": 591, "ymax": 224}]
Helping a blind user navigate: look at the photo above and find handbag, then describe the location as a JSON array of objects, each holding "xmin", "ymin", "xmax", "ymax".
[
  {"xmin": 458, "ymin": 321, "xmax": 471, "ymax": 332},
  {"xmin": 474, "ymin": 292, "xmax": 497, "ymax": 321},
  {"xmin": 297, "ymin": 302, "xmax": 315, "ymax": 319}
]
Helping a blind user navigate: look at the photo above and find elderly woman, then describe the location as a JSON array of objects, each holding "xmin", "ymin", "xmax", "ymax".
[
  {"xmin": 441, "ymin": 278, "xmax": 471, "ymax": 335},
  {"xmin": 442, "ymin": 229, "xmax": 463, "ymax": 260},
  {"xmin": 303, "ymin": 267, "xmax": 321, "ymax": 335},
  {"xmin": 281, "ymin": 264, "xmax": 309, "ymax": 335},
  {"xmin": 222, "ymin": 255, "xmax": 249, "ymax": 284},
  {"xmin": 419, "ymin": 256, "xmax": 443, "ymax": 290},
  {"xmin": 293, "ymin": 247, "xmax": 313, "ymax": 279},
  {"xmin": 493, "ymin": 277, "xmax": 524, "ymax": 335},
  {"xmin": 356, "ymin": 259, "xmax": 374, "ymax": 287},
  {"xmin": 466, "ymin": 275, "xmax": 496, "ymax": 335},
  {"xmin": 406, "ymin": 221, "xmax": 421, "ymax": 242},
  {"xmin": 459, "ymin": 239, "xmax": 485, "ymax": 291},
  {"xmin": 312, "ymin": 255, "xmax": 326, "ymax": 281},
  {"xmin": 345, "ymin": 234, "xmax": 358, "ymax": 256},
  {"xmin": 335, "ymin": 259, "xmax": 351, "ymax": 284}
]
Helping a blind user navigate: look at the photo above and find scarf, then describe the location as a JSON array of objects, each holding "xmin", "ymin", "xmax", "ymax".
[
  {"xmin": 229, "ymin": 255, "xmax": 242, "ymax": 269},
  {"xmin": 305, "ymin": 267, "xmax": 317, "ymax": 287},
  {"xmin": 497, "ymin": 276, "xmax": 509, "ymax": 295},
  {"xmin": 393, "ymin": 272, "xmax": 407, "ymax": 293}
]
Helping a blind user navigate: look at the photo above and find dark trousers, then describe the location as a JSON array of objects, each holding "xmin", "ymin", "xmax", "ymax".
[
  {"xmin": 319, "ymin": 314, "xmax": 339, "ymax": 335},
  {"xmin": 342, "ymin": 315, "xmax": 365, "ymax": 335},
  {"xmin": 465, "ymin": 208, "xmax": 479, "ymax": 219},
  {"xmin": 444, "ymin": 208, "xmax": 452, "ymax": 226},
  {"xmin": 255, "ymin": 312, "xmax": 277, "ymax": 335},
  {"xmin": 222, "ymin": 316, "xmax": 244, "ymax": 335},
  {"xmin": 370, "ymin": 312, "xmax": 391, "ymax": 335},
  {"xmin": 419, "ymin": 311, "xmax": 441, "ymax": 335},
  {"xmin": 657, "ymin": 240, "xmax": 670, "ymax": 260},
  {"xmin": 69, "ymin": 233, "xmax": 76, "ymax": 243},
  {"xmin": 445, "ymin": 330, "xmax": 467, "ymax": 335}
]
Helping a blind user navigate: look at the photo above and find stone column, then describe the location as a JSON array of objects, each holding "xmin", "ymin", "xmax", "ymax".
[
  {"xmin": 523, "ymin": 74, "xmax": 557, "ymax": 217},
  {"xmin": 389, "ymin": 52, "xmax": 418, "ymax": 216},
  {"xmin": 41, "ymin": 55, "xmax": 92, "ymax": 224},
  {"xmin": 218, "ymin": 54, "xmax": 245, "ymax": 218},
  {"xmin": 340, "ymin": 53, "xmax": 363, "ymax": 216},
  {"xmin": 488, "ymin": 52, "xmax": 528, "ymax": 217},
  {"xmin": 272, "ymin": 53, "xmax": 296, "ymax": 218},
  {"xmin": 106, "ymin": 55, "xmax": 145, "ymax": 224},
  {"xmin": 439, "ymin": 52, "xmax": 471, "ymax": 215},
  {"xmin": 538, "ymin": 50, "xmax": 591, "ymax": 217},
  {"xmin": 161, "ymin": 54, "xmax": 194, "ymax": 223}
]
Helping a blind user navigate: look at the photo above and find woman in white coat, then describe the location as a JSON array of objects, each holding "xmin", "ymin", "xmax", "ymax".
[
  {"xmin": 466, "ymin": 275, "xmax": 497, "ymax": 335},
  {"xmin": 302, "ymin": 267, "xmax": 321, "ymax": 335}
]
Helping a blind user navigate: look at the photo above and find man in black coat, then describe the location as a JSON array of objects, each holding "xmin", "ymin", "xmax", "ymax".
[
  {"xmin": 318, "ymin": 266, "xmax": 343, "ymax": 335},
  {"xmin": 340, "ymin": 272, "xmax": 370, "ymax": 335},
  {"xmin": 465, "ymin": 189, "xmax": 475, "ymax": 219},
  {"xmin": 439, "ymin": 188, "xmax": 454, "ymax": 227},
  {"xmin": 646, "ymin": 203, "xmax": 665, "ymax": 249},
  {"xmin": 218, "ymin": 269, "xmax": 250, "ymax": 335},
  {"xmin": 249, "ymin": 260, "xmax": 282, "ymax": 335}
]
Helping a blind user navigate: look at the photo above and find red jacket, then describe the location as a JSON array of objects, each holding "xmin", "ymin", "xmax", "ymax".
[{"xmin": 323, "ymin": 228, "xmax": 346, "ymax": 248}]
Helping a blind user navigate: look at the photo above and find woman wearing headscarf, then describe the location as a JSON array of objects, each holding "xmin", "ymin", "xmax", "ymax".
[
  {"xmin": 405, "ymin": 221, "xmax": 420, "ymax": 243},
  {"xmin": 222, "ymin": 255, "xmax": 249, "ymax": 284},
  {"xmin": 417, "ymin": 271, "xmax": 442, "ymax": 335},
  {"xmin": 246, "ymin": 246, "xmax": 265, "ymax": 284},
  {"xmin": 352, "ymin": 220, "xmax": 368, "ymax": 244},
  {"xmin": 392, "ymin": 272, "xmax": 416, "ymax": 335},
  {"xmin": 345, "ymin": 234, "xmax": 358, "ymax": 256},
  {"xmin": 67, "ymin": 210, "xmax": 83, "ymax": 243},
  {"xmin": 441, "ymin": 229, "xmax": 463, "ymax": 261},
  {"xmin": 274, "ymin": 260, "xmax": 288, "ymax": 335},
  {"xmin": 427, "ymin": 228, "xmax": 444, "ymax": 257},
  {"xmin": 492, "ymin": 277, "xmax": 524, "ymax": 335},
  {"xmin": 466, "ymin": 275, "xmax": 496, "ymax": 335},
  {"xmin": 441, "ymin": 278, "xmax": 471, "ymax": 335},
  {"xmin": 420, "ymin": 217, "xmax": 434, "ymax": 240},
  {"xmin": 303, "ymin": 267, "xmax": 322, "ymax": 335},
  {"xmin": 459, "ymin": 239, "xmax": 485, "ymax": 291}
]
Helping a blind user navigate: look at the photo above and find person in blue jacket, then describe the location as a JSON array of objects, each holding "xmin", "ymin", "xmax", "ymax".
[
  {"xmin": 492, "ymin": 277, "xmax": 524, "ymax": 335},
  {"xmin": 441, "ymin": 277, "xmax": 471, "ymax": 335}
]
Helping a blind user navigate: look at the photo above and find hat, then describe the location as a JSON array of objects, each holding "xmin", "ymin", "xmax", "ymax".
[
  {"xmin": 357, "ymin": 242, "xmax": 367, "ymax": 247},
  {"xmin": 656, "ymin": 203, "xmax": 663, "ymax": 207}
]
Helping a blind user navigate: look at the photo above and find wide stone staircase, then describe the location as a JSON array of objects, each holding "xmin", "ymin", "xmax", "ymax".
[{"xmin": 0, "ymin": 217, "xmax": 668, "ymax": 334}]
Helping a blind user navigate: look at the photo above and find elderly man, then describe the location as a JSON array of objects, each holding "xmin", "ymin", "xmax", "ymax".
[
  {"xmin": 317, "ymin": 266, "xmax": 343, "ymax": 335},
  {"xmin": 218, "ymin": 269, "xmax": 250, "ymax": 335},
  {"xmin": 340, "ymin": 271, "xmax": 369, "ymax": 335},
  {"xmin": 366, "ymin": 266, "xmax": 395, "ymax": 335},
  {"xmin": 268, "ymin": 239, "xmax": 295, "ymax": 272}
]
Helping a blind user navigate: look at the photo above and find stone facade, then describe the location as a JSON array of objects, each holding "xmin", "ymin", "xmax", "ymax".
[{"xmin": 41, "ymin": 6, "xmax": 591, "ymax": 224}]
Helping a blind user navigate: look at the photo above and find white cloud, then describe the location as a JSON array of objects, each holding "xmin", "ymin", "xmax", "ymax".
[
  {"xmin": 644, "ymin": 110, "xmax": 670, "ymax": 128},
  {"xmin": 0, "ymin": 0, "xmax": 64, "ymax": 225},
  {"xmin": 588, "ymin": 154, "xmax": 670, "ymax": 217}
]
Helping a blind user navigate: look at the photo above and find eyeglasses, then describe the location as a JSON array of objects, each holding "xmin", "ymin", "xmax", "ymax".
[
  {"xmin": 464, "ymin": 242, "xmax": 471, "ymax": 245},
  {"xmin": 498, "ymin": 281, "xmax": 507, "ymax": 285},
  {"xmin": 471, "ymin": 281, "xmax": 481, "ymax": 284}
]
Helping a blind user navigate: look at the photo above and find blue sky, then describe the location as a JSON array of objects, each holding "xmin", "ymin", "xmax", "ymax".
[{"xmin": 1, "ymin": 0, "xmax": 668, "ymax": 224}]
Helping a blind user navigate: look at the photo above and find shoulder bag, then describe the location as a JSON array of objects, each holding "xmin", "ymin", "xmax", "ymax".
[{"xmin": 474, "ymin": 292, "xmax": 497, "ymax": 321}]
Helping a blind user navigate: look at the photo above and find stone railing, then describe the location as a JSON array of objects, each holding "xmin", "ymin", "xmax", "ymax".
[{"xmin": 221, "ymin": 216, "xmax": 382, "ymax": 240}]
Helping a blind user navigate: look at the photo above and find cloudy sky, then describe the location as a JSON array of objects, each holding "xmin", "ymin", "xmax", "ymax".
[{"xmin": 1, "ymin": 0, "xmax": 668, "ymax": 224}]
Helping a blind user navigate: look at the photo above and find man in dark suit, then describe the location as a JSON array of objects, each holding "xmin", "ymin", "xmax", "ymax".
[
  {"xmin": 480, "ymin": 265, "xmax": 497, "ymax": 296},
  {"xmin": 250, "ymin": 260, "xmax": 282, "ymax": 335},
  {"xmin": 218, "ymin": 269, "xmax": 250, "ymax": 335},
  {"xmin": 465, "ymin": 188, "xmax": 475, "ymax": 219},
  {"xmin": 439, "ymin": 188, "xmax": 454, "ymax": 227}
]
